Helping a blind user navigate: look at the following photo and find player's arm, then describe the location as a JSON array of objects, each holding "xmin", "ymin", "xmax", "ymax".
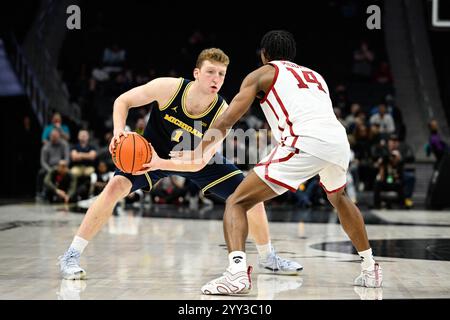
[
  {"xmin": 134, "ymin": 105, "xmax": 228, "ymax": 174},
  {"xmin": 198, "ymin": 72, "xmax": 259, "ymax": 157},
  {"xmin": 134, "ymin": 143, "xmax": 214, "ymax": 173},
  {"xmin": 177, "ymin": 65, "xmax": 271, "ymax": 168},
  {"xmin": 109, "ymin": 77, "xmax": 178, "ymax": 153}
]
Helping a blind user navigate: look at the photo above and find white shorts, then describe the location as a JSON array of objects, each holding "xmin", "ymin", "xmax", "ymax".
[{"xmin": 253, "ymin": 145, "xmax": 348, "ymax": 195}]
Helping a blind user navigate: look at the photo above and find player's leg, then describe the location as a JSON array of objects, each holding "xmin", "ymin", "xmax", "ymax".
[
  {"xmin": 201, "ymin": 171, "xmax": 280, "ymax": 294},
  {"xmin": 201, "ymin": 147, "xmax": 326, "ymax": 294},
  {"xmin": 195, "ymin": 164, "xmax": 270, "ymax": 244},
  {"xmin": 245, "ymin": 202, "xmax": 303, "ymax": 274},
  {"xmin": 223, "ymin": 171, "xmax": 280, "ymax": 252},
  {"xmin": 76, "ymin": 175, "xmax": 131, "ymax": 241},
  {"xmin": 320, "ymin": 165, "xmax": 382, "ymax": 288},
  {"xmin": 58, "ymin": 172, "xmax": 155, "ymax": 280},
  {"xmin": 58, "ymin": 175, "xmax": 132, "ymax": 280},
  {"xmin": 327, "ymin": 188, "xmax": 370, "ymax": 251},
  {"xmin": 196, "ymin": 162, "xmax": 302, "ymax": 274},
  {"xmin": 246, "ymin": 202, "xmax": 269, "ymax": 244}
]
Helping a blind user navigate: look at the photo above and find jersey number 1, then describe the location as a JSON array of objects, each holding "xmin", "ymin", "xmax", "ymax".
[{"xmin": 286, "ymin": 67, "xmax": 326, "ymax": 93}]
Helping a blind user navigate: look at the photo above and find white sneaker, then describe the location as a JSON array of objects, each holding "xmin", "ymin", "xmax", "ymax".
[
  {"xmin": 354, "ymin": 263, "xmax": 382, "ymax": 288},
  {"xmin": 58, "ymin": 247, "xmax": 86, "ymax": 280},
  {"xmin": 201, "ymin": 266, "xmax": 253, "ymax": 295},
  {"xmin": 258, "ymin": 250, "xmax": 303, "ymax": 275}
]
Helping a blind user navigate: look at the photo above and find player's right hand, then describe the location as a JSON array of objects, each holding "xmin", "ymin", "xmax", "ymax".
[{"xmin": 109, "ymin": 129, "xmax": 129, "ymax": 154}]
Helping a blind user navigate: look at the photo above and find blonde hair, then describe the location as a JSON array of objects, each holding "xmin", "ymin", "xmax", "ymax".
[{"xmin": 196, "ymin": 48, "xmax": 230, "ymax": 68}]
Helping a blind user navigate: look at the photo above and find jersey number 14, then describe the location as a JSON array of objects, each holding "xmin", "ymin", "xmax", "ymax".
[{"xmin": 286, "ymin": 67, "xmax": 326, "ymax": 94}]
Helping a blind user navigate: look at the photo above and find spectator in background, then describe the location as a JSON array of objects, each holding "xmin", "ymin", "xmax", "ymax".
[
  {"xmin": 344, "ymin": 103, "xmax": 362, "ymax": 133},
  {"xmin": 41, "ymin": 112, "xmax": 70, "ymax": 144},
  {"xmin": 389, "ymin": 134, "xmax": 416, "ymax": 208},
  {"xmin": 36, "ymin": 129, "xmax": 70, "ymax": 199},
  {"xmin": 96, "ymin": 131, "xmax": 115, "ymax": 170},
  {"xmin": 134, "ymin": 118, "xmax": 146, "ymax": 136},
  {"xmin": 151, "ymin": 176, "xmax": 187, "ymax": 205},
  {"xmin": 351, "ymin": 123, "xmax": 376, "ymax": 191},
  {"xmin": 242, "ymin": 109, "xmax": 264, "ymax": 130},
  {"xmin": 90, "ymin": 161, "xmax": 114, "ymax": 197},
  {"xmin": 352, "ymin": 40, "xmax": 375, "ymax": 81},
  {"xmin": 373, "ymin": 136, "xmax": 405, "ymax": 209},
  {"xmin": 385, "ymin": 94, "xmax": 405, "ymax": 140},
  {"xmin": 224, "ymin": 137, "xmax": 251, "ymax": 171},
  {"xmin": 70, "ymin": 130, "xmax": 97, "ymax": 200},
  {"xmin": 373, "ymin": 61, "xmax": 393, "ymax": 84},
  {"xmin": 426, "ymin": 119, "xmax": 450, "ymax": 169},
  {"xmin": 334, "ymin": 107, "xmax": 346, "ymax": 129},
  {"xmin": 332, "ymin": 84, "xmax": 350, "ymax": 114},
  {"xmin": 370, "ymin": 103, "xmax": 395, "ymax": 137},
  {"xmin": 43, "ymin": 160, "xmax": 77, "ymax": 204},
  {"xmin": 369, "ymin": 122, "xmax": 382, "ymax": 146},
  {"xmin": 102, "ymin": 43, "xmax": 126, "ymax": 69},
  {"xmin": 291, "ymin": 176, "xmax": 323, "ymax": 208}
]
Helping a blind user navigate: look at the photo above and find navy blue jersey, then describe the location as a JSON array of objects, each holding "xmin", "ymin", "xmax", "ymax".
[
  {"xmin": 144, "ymin": 78, "xmax": 226, "ymax": 159},
  {"xmin": 115, "ymin": 78, "xmax": 245, "ymax": 200}
]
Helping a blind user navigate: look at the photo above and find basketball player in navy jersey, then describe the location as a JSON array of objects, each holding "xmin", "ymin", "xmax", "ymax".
[
  {"xmin": 58, "ymin": 48, "xmax": 302, "ymax": 282},
  {"xmin": 169, "ymin": 31, "xmax": 383, "ymax": 294}
]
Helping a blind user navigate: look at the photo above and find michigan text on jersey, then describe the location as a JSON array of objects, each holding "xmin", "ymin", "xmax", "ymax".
[{"xmin": 163, "ymin": 114, "xmax": 203, "ymax": 138}]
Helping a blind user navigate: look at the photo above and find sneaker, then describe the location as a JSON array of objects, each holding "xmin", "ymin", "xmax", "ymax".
[
  {"xmin": 354, "ymin": 263, "xmax": 382, "ymax": 288},
  {"xmin": 58, "ymin": 247, "xmax": 86, "ymax": 280},
  {"xmin": 201, "ymin": 266, "xmax": 252, "ymax": 295},
  {"xmin": 258, "ymin": 251, "xmax": 303, "ymax": 275}
]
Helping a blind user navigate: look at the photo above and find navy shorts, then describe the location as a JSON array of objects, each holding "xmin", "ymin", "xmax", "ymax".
[{"xmin": 114, "ymin": 156, "xmax": 243, "ymax": 201}]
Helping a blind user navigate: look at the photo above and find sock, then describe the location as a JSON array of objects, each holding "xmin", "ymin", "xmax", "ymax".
[
  {"xmin": 256, "ymin": 242, "xmax": 273, "ymax": 260},
  {"xmin": 70, "ymin": 236, "xmax": 89, "ymax": 254},
  {"xmin": 358, "ymin": 248, "xmax": 375, "ymax": 271},
  {"xmin": 228, "ymin": 251, "xmax": 247, "ymax": 273}
]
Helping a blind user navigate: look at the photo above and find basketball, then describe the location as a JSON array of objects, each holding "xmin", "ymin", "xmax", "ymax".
[{"xmin": 112, "ymin": 133, "xmax": 152, "ymax": 174}]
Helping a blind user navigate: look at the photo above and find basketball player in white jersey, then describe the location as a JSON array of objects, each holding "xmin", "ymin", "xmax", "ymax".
[{"xmin": 167, "ymin": 30, "xmax": 383, "ymax": 294}]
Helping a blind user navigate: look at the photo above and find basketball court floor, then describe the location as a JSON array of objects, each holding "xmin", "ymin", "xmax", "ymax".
[{"xmin": 0, "ymin": 201, "xmax": 449, "ymax": 300}]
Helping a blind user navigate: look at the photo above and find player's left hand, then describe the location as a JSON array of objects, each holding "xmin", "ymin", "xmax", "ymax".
[{"xmin": 132, "ymin": 143, "xmax": 163, "ymax": 175}]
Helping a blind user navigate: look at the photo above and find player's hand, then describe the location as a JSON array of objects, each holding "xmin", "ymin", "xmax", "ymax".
[
  {"xmin": 109, "ymin": 129, "xmax": 129, "ymax": 154},
  {"xmin": 133, "ymin": 143, "xmax": 163, "ymax": 175}
]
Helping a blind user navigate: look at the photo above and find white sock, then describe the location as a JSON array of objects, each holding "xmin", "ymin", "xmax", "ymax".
[
  {"xmin": 70, "ymin": 236, "xmax": 89, "ymax": 254},
  {"xmin": 358, "ymin": 248, "xmax": 375, "ymax": 271},
  {"xmin": 228, "ymin": 251, "xmax": 247, "ymax": 273},
  {"xmin": 256, "ymin": 242, "xmax": 273, "ymax": 260}
]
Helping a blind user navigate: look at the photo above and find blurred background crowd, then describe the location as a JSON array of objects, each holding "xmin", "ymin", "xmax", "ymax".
[{"xmin": 1, "ymin": 0, "xmax": 449, "ymax": 211}]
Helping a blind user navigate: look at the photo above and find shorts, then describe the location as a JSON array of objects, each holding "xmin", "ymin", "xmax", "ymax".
[{"xmin": 253, "ymin": 145, "xmax": 348, "ymax": 195}]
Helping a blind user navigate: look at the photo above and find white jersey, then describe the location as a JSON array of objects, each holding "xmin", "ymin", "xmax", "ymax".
[{"xmin": 259, "ymin": 60, "xmax": 350, "ymax": 169}]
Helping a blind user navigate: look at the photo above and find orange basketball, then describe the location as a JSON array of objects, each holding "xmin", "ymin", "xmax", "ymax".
[{"xmin": 112, "ymin": 133, "xmax": 152, "ymax": 174}]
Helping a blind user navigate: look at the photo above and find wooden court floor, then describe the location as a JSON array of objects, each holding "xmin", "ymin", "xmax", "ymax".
[{"xmin": 0, "ymin": 202, "xmax": 449, "ymax": 300}]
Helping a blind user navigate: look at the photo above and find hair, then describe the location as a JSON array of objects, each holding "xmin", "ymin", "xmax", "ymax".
[
  {"xmin": 196, "ymin": 48, "xmax": 230, "ymax": 68},
  {"xmin": 260, "ymin": 30, "xmax": 296, "ymax": 61},
  {"xmin": 58, "ymin": 159, "xmax": 68, "ymax": 167}
]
